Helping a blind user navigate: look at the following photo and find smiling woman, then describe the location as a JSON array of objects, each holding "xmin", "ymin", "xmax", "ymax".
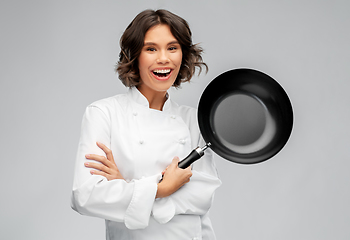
[{"xmin": 71, "ymin": 9, "xmax": 221, "ymax": 240}]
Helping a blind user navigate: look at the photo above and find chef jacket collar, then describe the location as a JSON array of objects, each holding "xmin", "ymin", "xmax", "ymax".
[{"xmin": 128, "ymin": 87, "xmax": 172, "ymax": 112}]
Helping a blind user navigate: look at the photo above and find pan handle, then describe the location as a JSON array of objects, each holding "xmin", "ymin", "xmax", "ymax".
[{"xmin": 178, "ymin": 143, "xmax": 211, "ymax": 169}]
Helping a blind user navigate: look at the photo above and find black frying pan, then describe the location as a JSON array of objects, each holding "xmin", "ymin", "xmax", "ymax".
[{"xmin": 178, "ymin": 68, "xmax": 293, "ymax": 167}]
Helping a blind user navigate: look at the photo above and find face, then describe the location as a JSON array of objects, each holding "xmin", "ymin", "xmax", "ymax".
[{"xmin": 137, "ymin": 24, "xmax": 182, "ymax": 96}]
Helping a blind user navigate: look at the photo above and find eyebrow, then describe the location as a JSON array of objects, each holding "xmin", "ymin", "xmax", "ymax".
[{"xmin": 143, "ymin": 41, "xmax": 180, "ymax": 46}]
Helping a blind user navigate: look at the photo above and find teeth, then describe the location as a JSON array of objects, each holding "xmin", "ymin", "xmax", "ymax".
[{"xmin": 153, "ymin": 69, "xmax": 171, "ymax": 74}]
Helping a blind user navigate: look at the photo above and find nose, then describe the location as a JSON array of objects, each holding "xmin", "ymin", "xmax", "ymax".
[{"xmin": 156, "ymin": 50, "xmax": 170, "ymax": 64}]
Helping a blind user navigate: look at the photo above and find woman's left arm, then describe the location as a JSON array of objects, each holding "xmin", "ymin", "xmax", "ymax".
[{"xmin": 152, "ymin": 140, "xmax": 222, "ymax": 224}]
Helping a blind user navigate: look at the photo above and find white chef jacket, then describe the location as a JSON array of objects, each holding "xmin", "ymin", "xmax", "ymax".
[{"xmin": 71, "ymin": 87, "xmax": 222, "ymax": 240}]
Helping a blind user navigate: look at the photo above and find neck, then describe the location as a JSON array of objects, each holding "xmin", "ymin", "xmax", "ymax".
[{"xmin": 136, "ymin": 86, "xmax": 168, "ymax": 111}]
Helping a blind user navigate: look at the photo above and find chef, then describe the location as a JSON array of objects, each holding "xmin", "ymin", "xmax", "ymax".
[{"xmin": 71, "ymin": 9, "xmax": 221, "ymax": 240}]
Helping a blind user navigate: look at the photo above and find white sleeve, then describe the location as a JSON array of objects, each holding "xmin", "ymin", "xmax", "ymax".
[
  {"xmin": 152, "ymin": 142, "xmax": 221, "ymax": 224},
  {"xmin": 71, "ymin": 105, "xmax": 160, "ymax": 229}
]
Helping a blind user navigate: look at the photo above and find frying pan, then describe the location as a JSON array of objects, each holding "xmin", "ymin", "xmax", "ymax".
[{"xmin": 178, "ymin": 68, "xmax": 293, "ymax": 168}]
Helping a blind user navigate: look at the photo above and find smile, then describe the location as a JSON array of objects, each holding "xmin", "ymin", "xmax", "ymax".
[{"xmin": 151, "ymin": 68, "xmax": 173, "ymax": 80}]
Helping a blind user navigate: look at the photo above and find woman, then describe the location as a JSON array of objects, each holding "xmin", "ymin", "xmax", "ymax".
[{"xmin": 71, "ymin": 9, "xmax": 221, "ymax": 240}]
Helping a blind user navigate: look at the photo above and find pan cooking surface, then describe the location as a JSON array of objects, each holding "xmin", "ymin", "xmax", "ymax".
[{"xmin": 198, "ymin": 68, "xmax": 293, "ymax": 164}]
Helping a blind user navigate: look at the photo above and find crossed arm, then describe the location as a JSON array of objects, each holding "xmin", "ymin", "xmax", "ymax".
[{"xmin": 84, "ymin": 141, "xmax": 193, "ymax": 198}]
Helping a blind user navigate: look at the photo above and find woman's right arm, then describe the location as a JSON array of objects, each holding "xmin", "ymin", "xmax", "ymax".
[{"xmin": 71, "ymin": 104, "xmax": 160, "ymax": 230}]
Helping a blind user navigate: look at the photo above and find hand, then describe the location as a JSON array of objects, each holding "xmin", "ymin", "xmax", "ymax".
[
  {"xmin": 85, "ymin": 142, "xmax": 124, "ymax": 181},
  {"xmin": 156, "ymin": 157, "xmax": 192, "ymax": 198}
]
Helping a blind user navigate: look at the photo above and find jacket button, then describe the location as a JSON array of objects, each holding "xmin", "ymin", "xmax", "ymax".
[
  {"xmin": 139, "ymin": 140, "xmax": 144, "ymax": 144},
  {"xmin": 170, "ymin": 115, "xmax": 176, "ymax": 119},
  {"xmin": 179, "ymin": 139, "xmax": 186, "ymax": 144},
  {"xmin": 133, "ymin": 112, "xmax": 138, "ymax": 116}
]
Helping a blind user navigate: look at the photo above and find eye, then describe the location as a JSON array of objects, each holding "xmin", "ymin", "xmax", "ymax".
[
  {"xmin": 146, "ymin": 47, "xmax": 156, "ymax": 52},
  {"xmin": 168, "ymin": 46, "xmax": 177, "ymax": 51}
]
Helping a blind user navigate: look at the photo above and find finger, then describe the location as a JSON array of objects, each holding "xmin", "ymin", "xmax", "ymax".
[
  {"xmin": 171, "ymin": 156, "xmax": 179, "ymax": 166},
  {"xmin": 167, "ymin": 157, "xmax": 178, "ymax": 171},
  {"xmin": 90, "ymin": 169, "xmax": 108, "ymax": 178},
  {"xmin": 85, "ymin": 162, "xmax": 110, "ymax": 174},
  {"xmin": 185, "ymin": 165, "xmax": 192, "ymax": 171},
  {"xmin": 162, "ymin": 165, "xmax": 169, "ymax": 174},
  {"xmin": 185, "ymin": 167, "xmax": 193, "ymax": 177},
  {"xmin": 96, "ymin": 142, "xmax": 114, "ymax": 162},
  {"xmin": 85, "ymin": 154, "xmax": 110, "ymax": 167}
]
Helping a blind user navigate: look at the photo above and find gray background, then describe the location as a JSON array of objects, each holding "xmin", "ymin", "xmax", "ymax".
[{"xmin": 1, "ymin": 0, "xmax": 349, "ymax": 239}]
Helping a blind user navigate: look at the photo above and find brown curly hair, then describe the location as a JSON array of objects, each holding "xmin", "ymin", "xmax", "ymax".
[{"xmin": 116, "ymin": 9, "xmax": 208, "ymax": 88}]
